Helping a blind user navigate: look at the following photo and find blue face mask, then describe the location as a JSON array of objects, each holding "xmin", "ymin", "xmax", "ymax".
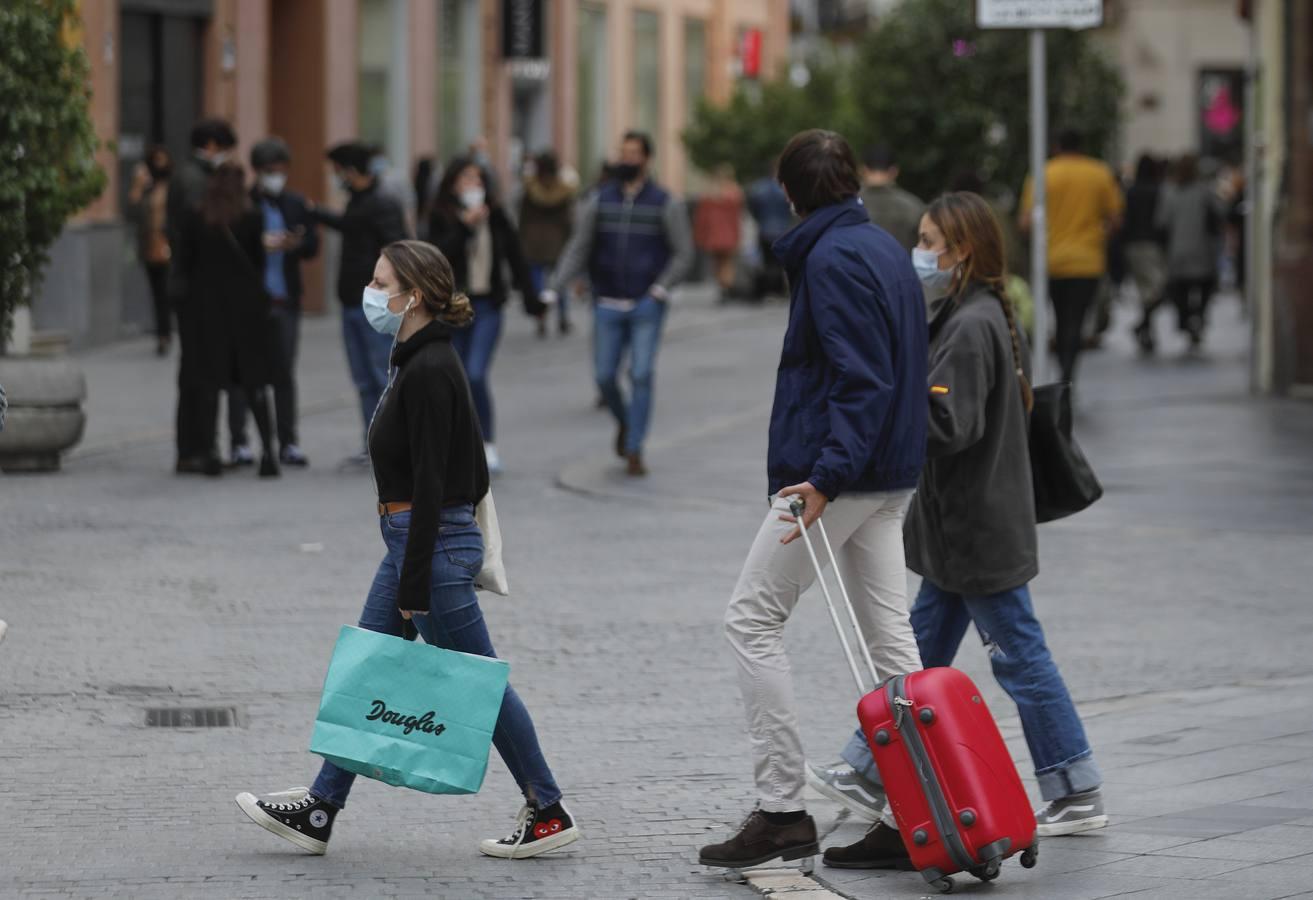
[
  {"xmin": 912, "ymin": 247, "xmax": 956, "ymax": 299},
  {"xmin": 363, "ymin": 286, "xmax": 410, "ymax": 335}
]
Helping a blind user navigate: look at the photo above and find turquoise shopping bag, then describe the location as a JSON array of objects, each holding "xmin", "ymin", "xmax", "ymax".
[{"xmin": 309, "ymin": 625, "xmax": 510, "ymax": 794}]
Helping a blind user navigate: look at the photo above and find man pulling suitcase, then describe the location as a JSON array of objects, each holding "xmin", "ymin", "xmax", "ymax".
[{"xmin": 698, "ymin": 129, "xmax": 929, "ymax": 876}]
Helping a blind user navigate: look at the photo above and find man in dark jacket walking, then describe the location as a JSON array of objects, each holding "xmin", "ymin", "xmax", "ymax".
[
  {"xmin": 169, "ymin": 118, "xmax": 237, "ymax": 475},
  {"xmin": 313, "ymin": 141, "xmax": 410, "ymax": 465},
  {"xmin": 227, "ymin": 138, "xmax": 320, "ymax": 468},
  {"xmin": 541, "ymin": 131, "xmax": 694, "ymax": 476},
  {"xmin": 700, "ymin": 130, "xmax": 928, "ymax": 873}
]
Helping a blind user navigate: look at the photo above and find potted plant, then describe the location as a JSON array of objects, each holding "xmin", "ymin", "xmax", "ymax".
[{"xmin": 0, "ymin": 0, "xmax": 107, "ymax": 472}]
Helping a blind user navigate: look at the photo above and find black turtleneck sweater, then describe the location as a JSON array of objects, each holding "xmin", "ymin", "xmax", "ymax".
[{"xmin": 368, "ymin": 320, "xmax": 490, "ymax": 611}]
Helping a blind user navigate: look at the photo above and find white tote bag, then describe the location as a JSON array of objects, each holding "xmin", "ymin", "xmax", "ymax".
[{"xmin": 473, "ymin": 490, "xmax": 510, "ymax": 596}]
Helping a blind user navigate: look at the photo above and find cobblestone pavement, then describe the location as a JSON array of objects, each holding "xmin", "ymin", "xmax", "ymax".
[{"xmin": 2, "ymin": 287, "xmax": 1312, "ymax": 899}]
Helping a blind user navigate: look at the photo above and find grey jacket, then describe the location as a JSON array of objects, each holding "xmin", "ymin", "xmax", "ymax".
[
  {"xmin": 1155, "ymin": 181, "xmax": 1224, "ymax": 281},
  {"xmin": 860, "ymin": 184, "xmax": 924, "ymax": 253},
  {"xmin": 904, "ymin": 286, "xmax": 1038, "ymax": 596}
]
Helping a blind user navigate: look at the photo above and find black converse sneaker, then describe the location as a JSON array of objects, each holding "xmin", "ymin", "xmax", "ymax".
[
  {"xmin": 479, "ymin": 801, "xmax": 581, "ymax": 859},
  {"xmin": 235, "ymin": 787, "xmax": 337, "ymax": 854}
]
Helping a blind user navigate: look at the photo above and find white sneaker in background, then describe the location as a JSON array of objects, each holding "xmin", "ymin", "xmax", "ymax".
[
  {"xmin": 0, "ymin": 619, "xmax": 7, "ymax": 644},
  {"xmin": 484, "ymin": 443, "xmax": 503, "ymax": 476}
]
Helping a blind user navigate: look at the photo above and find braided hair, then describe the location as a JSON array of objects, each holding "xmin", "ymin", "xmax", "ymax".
[{"xmin": 927, "ymin": 192, "xmax": 1035, "ymax": 413}]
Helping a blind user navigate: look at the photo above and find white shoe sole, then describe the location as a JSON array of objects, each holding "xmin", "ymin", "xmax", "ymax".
[
  {"xmin": 805, "ymin": 767, "xmax": 883, "ymax": 823},
  {"xmin": 478, "ymin": 826, "xmax": 581, "ymax": 859},
  {"xmin": 0, "ymin": 620, "xmax": 7, "ymax": 644},
  {"xmin": 235, "ymin": 792, "xmax": 327, "ymax": 855},
  {"xmin": 1036, "ymin": 814, "xmax": 1108, "ymax": 837}
]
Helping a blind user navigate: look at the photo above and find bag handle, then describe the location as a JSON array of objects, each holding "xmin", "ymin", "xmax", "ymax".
[{"xmin": 789, "ymin": 497, "xmax": 881, "ymax": 697}]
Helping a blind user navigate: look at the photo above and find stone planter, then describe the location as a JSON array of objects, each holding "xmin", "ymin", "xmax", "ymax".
[{"xmin": 0, "ymin": 335, "xmax": 87, "ymax": 473}]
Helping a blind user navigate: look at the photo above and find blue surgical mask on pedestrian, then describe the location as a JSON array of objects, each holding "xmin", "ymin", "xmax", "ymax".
[
  {"xmin": 913, "ymin": 247, "xmax": 957, "ymax": 298},
  {"xmin": 363, "ymin": 287, "xmax": 413, "ymax": 336}
]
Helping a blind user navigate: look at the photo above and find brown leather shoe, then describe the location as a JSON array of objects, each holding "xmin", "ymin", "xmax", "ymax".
[
  {"xmin": 699, "ymin": 810, "xmax": 819, "ymax": 869},
  {"xmin": 625, "ymin": 452, "xmax": 647, "ymax": 477},
  {"xmin": 822, "ymin": 822, "xmax": 915, "ymax": 870}
]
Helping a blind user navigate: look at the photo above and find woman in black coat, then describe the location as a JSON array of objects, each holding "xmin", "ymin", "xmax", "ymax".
[
  {"xmin": 427, "ymin": 156, "xmax": 542, "ymax": 475},
  {"xmin": 175, "ymin": 162, "xmax": 280, "ymax": 477}
]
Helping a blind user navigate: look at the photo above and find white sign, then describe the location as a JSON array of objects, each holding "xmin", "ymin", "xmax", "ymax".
[{"xmin": 977, "ymin": 0, "xmax": 1103, "ymax": 29}]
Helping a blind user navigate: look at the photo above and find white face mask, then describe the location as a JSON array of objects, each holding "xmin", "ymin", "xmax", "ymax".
[
  {"xmin": 912, "ymin": 247, "xmax": 957, "ymax": 299},
  {"xmin": 459, "ymin": 187, "xmax": 486, "ymax": 210},
  {"xmin": 209, "ymin": 150, "xmax": 231, "ymax": 166},
  {"xmin": 259, "ymin": 172, "xmax": 287, "ymax": 195},
  {"xmin": 362, "ymin": 287, "xmax": 412, "ymax": 336}
]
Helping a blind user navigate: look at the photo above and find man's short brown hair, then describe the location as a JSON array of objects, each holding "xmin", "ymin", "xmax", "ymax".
[{"xmin": 776, "ymin": 130, "xmax": 861, "ymax": 216}]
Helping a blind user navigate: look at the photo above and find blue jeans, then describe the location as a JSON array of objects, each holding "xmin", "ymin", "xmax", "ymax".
[
  {"xmin": 594, "ymin": 297, "xmax": 668, "ymax": 455},
  {"xmin": 311, "ymin": 505, "xmax": 562, "ymax": 810},
  {"xmin": 341, "ymin": 306, "xmax": 393, "ymax": 446},
  {"xmin": 450, "ymin": 297, "xmax": 503, "ymax": 442},
  {"xmin": 840, "ymin": 580, "xmax": 1101, "ymax": 802},
  {"xmin": 530, "ymin": 265, "xmax": 568, "ymax": 327}
]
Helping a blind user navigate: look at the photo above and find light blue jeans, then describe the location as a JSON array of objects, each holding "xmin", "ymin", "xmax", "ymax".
[
  {"xmin": 311, "ymin": 505, "xmax": 562, "ymax": 810},
  {"xmin": 594, "ymin": 296, "xmax": 668, "ymax": 455},
  {"xmin": 841, "ymin": 580, "xmax": 1101, "ymax": 802},
  {"xmin": 450, "ymin": 297, "xmax": 503, "ymax": 442},
  {"xmin": 341, "ymin": 306, "xmax": 393, "ymax": 446}
]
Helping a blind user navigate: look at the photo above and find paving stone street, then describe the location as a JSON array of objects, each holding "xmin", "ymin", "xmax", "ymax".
[{"xmin": 3, "ymin": 286, "xmax": 1313, "ymax": 899}]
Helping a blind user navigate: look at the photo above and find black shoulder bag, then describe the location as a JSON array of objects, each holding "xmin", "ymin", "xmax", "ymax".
[{"xmin": 1028, "ymin": 382, "xmax": 1103, "ymax": 523}]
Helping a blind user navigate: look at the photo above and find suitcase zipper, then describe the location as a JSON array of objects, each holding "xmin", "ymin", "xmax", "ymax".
[{"xmin": 888, "ymin": 675, "xmax": 977, "ymax": 873}]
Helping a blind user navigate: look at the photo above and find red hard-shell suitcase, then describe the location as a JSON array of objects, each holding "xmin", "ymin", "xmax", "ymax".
[
  {"xmin": 858, "ymin": 669, "xmax": 1038, "ymax": 891},
  {"xmin": 789, "ymin": 498, "xmax": 1038, "ymax": 893}
]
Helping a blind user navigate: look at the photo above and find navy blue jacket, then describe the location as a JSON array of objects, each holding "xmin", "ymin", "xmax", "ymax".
[
  {"xmin": 767, "ymin": 197, "xmax": 928, "ymax": 499},
  {"xmin": 590, "ymin": 180, "xmax": 671, "ymax": 299}
]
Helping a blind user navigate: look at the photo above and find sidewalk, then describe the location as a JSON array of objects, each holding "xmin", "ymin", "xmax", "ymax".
[{"xmin": 2, "ymin": 289, "xmax": 1311, "ymax": 899}]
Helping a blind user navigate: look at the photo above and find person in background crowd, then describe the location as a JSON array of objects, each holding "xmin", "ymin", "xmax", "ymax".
[
  {"xmin": 859, "ymin": 145, "xmax": 924, "ymax": 252},
  {"xmin": 1123, "ymin": 155, "xmax": 1169, "ymax": 353},
  {"xmin": 518, "ymin": 150, "xmax": 577, "ymax": 337},
  {"xmin": 126, "ymin": 145, "xmax": 175, "ymax": 357},
  {"xmin": 1223, "ymin": 163, "xmax": 1248, "ymax": 306},
  {"xmin": 368, "ymin": 144, "xmax": 417, "ymax": 236},
  {"xmin": 1020, "ymin": 129, "xmax": 1124, "ymax": 387},
  {"xmin": 468, "ymin": 136, "xmax": 502, "ymax": 200},
  {"xmin": 541, "ymin": 131, "xmax": 695, "ymax": 477},
  {"xmin": 413, "ymin": 156, "xmax": 439, "ymax": 240},
  {"xmin": 226, "ymin": 138, "xmax": 320, "ymax": 468},
  {"xmin": 235, "ymin": 240, "xmax": 579, "ymax": 861},
  {"xmin": 694, "ymin": 164, "xmax": 745, "ymax": 301},
  {"xmin": 174, "ymin": 163, "xmax": 280, "ymax": 479},
  {"xmin": 746, "ymin": 162, "xmax": 794, "ymax": 300},
  {"xmin": 313, "ymin": 141, "xmax": 410, "ymax": 468},
  {"xmin": 428, "ymin": 156, "xmax": 541, "ymax": 476},
  {"xmin": 700, "ymin": 129, "xmax": 928, "ymax": 873},
  {"xmin": 169, "ymin": 118, "xmax": 238, "ymax": 476},
  {"xmin": 1156, "ymin": 153, "xmax": 1225, "ymax": 351}
]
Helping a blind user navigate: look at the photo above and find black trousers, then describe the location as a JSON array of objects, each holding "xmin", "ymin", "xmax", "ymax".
[
  {"xmin": 229, "ymin": 304, "xmax": 301, "ymax": 450},
  {"xmin": 145, "ymin": 263, "xmax": 171, "ymax": 340},
  {"xmin": 174, "ymin": 300, "xmax": 209, "ymax": 461},
  {"xmin": 1049, "ymin": 277, "xmax": 1100, "ymax": 385},
  {"xmin": 1167, "ymin": 277, "xmax": 1217, "ymax": 337}
]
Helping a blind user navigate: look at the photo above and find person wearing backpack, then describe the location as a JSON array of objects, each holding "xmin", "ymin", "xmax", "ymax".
[{"xmin": 819, "ymin": 192, "xmax": 1106, "ymax": 870}]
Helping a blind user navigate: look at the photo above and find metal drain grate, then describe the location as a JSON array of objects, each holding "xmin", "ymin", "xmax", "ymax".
[{"xmin": 145, "ymin": 707, "xmax": 238, "ymax": 728}]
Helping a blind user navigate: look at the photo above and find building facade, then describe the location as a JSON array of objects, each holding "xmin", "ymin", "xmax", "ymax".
[{"xmin": 47, "ymin": 0, "xmax": 787, "ymax": 346}]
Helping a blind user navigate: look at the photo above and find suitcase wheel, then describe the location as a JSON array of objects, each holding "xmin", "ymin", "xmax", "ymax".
[
  {"xmin": 930, "ymin": 875, "xmax": 955, "ymax": 894},
  {"xmin": 969, "ymin": 859, "xmax": 1001, "ymax": 882},
  {"xmin": 1020, "ymin": 845, "xmax": 1039, "ymax": 869}
]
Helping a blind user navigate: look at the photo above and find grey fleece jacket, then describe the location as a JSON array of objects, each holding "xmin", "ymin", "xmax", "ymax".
[{"xmin": 904, "ymin": 285, "xmax": 1038, "ymax": 596}]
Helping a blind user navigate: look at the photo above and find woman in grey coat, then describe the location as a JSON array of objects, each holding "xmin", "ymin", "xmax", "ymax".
[{"xmin": 1156, "ymin": 154, "xmax": 1225, "ymax": 349}]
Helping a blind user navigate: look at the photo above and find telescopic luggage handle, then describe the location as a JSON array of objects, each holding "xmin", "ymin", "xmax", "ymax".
[{"xmin": 788, "ymin": 497, "xmax": 881, "ymax": 698}]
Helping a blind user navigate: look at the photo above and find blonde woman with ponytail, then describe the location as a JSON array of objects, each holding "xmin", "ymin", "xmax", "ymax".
[
  {"xmin": 822, "ymin": 193, "xmax": 1105, "ymax": 870},
  {"xmin": 236, "ymin": 241, "xmax": 580, "ymax": 861}
]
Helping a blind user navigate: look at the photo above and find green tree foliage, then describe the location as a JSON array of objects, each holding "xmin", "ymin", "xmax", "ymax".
[
  {"xmin": 0, "ymin": 0, "xmax": 107, "ymax": 344},
  {"xmin": 684, "ymin": 0, "xmax": 1122, "ymax": 201}
]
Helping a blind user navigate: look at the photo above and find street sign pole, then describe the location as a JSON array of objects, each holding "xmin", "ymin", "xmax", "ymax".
[{"xmin": 1029, "ymin": 28, "xmax": 1049, "ymax": 386}]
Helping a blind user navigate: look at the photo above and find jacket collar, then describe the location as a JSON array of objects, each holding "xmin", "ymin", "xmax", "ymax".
[
  {"xmin": 771, "ymin": 197, "xmax": 869, "ymax": 273},
  {"xmin": 391, "ymin": 319, "xmax": 453, "ymax": 368}
]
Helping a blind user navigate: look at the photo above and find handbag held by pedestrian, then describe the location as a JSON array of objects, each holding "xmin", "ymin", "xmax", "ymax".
[
  {"xmin": 790, "ymin": 499, "xmax": 1039, "ymax": 893},
  {"xmin": 1029, "ymin": 382, "xmax": 1103, "ymax": 523},
  {"xmin": 309, "ymin": 625, "xmax": 510, "ymax": 794}
]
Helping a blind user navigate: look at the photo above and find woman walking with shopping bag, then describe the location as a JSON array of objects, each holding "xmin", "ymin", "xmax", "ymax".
[{"xmin": 235, "ymin": 240, "xmax": 579, "ymax": 860}]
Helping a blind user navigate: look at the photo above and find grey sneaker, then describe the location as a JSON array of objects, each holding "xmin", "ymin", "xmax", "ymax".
[
  {"xmin": 1035, "ymin": 789, "xmax": 1108, "ymax": 836},
  {"xmin": 805, "ymin": 761, "xmax": 886, "ymax": 822}
]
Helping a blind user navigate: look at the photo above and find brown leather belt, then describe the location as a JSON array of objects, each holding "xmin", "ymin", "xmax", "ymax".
[{"xmin": 378, "ymin": 501, "xmax": 413, "ymax": 516}]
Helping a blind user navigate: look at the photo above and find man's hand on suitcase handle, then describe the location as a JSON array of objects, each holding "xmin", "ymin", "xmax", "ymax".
[{"xmin": 779, "ymin": 482, "xmax": 828, "ymax": 544}]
